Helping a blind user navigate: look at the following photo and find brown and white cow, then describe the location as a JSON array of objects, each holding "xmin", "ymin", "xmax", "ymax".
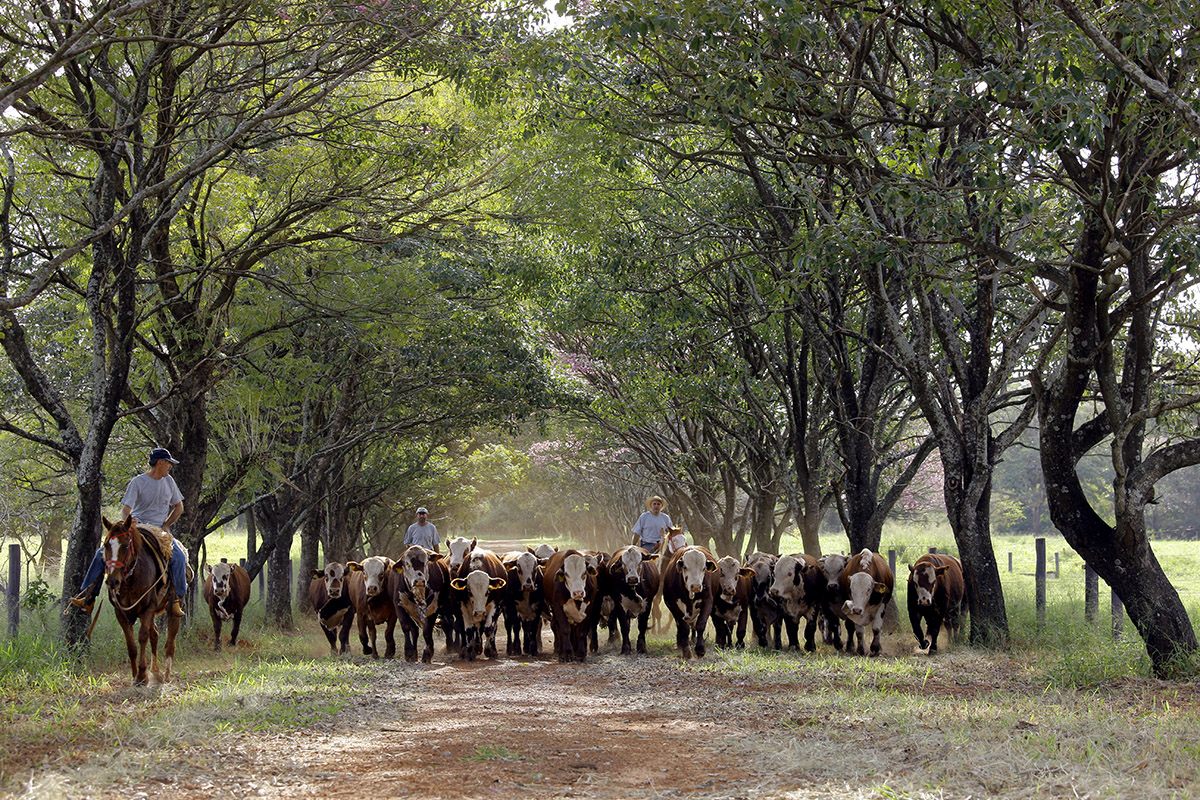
[
  {"xmin": 712, "ymin": 555, "xmax": 754, "ymax": 649},
  {"xmin": 440, "ymin": 536, "xmax": 477, "ymax": 650},
  {"xmin": 907, "ymin": 552, "xmax": 966, "ymax": 653},
  {"xmin": 392, "ymin": 546, "xmax": 454, "ymax": 663},
  {"xmin": 768, "ymin": 553, "xmax": 824, "ymax": 652},
  {"xmin": 744, "ymin": 552, "xmax": 784, "ymax": 650},
  {"xmin": 604, "ymin": 545, "xmax": 661, "ymax": 655},
  {"xmin": 347, "ymin": 556, "xmax": 398, "ymax": 659},
  {"xmin": 661, "ymin": 545, "xmax": 718, "ymax": 659},
  {"xmin": 582, "ymin": 550, "xmax": 611, "ymax": 653},
  {"xmin": 450, "ymin": 548, "xmax": 507, "ymax": 661},
  {"xmin": 839, "ymin": 548, "xmax": 894, "ymax": 657},
  {"xmin": 816, "ymin": 552, "xmax": 851, "ymax": 650},
  {"xmin": 531, "ymin": 542, "xmax": 558, "ymax": 564},
  {"xmin": 202, "ymin": 560, "xmax": 251, "ymax": 651},
  {"xmin": 309, "ymin": 562, "xmax": 355, "ymax": 656},
  {"xmin": 501, "ymin": 550, "xmax": 547, "ymax": 656},
  {"xmin": 542, "ymin": 549, "xmax": 601, "ymax": 663}
]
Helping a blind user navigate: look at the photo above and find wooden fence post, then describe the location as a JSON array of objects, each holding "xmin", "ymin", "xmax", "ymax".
[
  {"xmin": 7, "ymin": 544, "xmax": 19, "ymax": 639},
  {"xmin": 1035, "ymin": 537, "xmax": 1046, "ymax": 632},
  {"xmin": 1054, "ymin": 552, "xmax": 1060, "ymax": 578},
  {"xmin": 1112, "ymin": 589, "xmax": 1124, "ymax": 640},
  {"xmin": 1008, "ymin": 552, "xmax": 1013, "ymax": 572},
  {"xmin": 1084, "ymin": 563, "xmax": 1098, "ymax": 623}
]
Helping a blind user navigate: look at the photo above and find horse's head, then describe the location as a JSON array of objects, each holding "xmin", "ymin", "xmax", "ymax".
[{"xmin": 102, "ymin": 516, "xmax": 141, "ymax": 590}]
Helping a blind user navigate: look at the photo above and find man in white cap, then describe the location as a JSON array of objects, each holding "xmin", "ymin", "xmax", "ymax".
[
  {"xmin": 69, "ymin": 447, "xmax": 188, "ymax": 617},
  {"xmin": 403, "ymin": 507, "xmax": 440, "ymax": 552}
]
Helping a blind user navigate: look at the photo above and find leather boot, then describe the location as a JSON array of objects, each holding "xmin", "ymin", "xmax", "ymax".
[
  {"xmin": 169, "ymin": 598, "xmax": 185, "ymax": 618},
  {"xmin": 69, "ymin": 594, "xmax": 94, "ymax": 614}
]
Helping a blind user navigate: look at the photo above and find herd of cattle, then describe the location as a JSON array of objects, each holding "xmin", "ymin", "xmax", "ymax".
[{"xmin": 200, "ymin": 538, "xmax": 968, "ymax": 663}]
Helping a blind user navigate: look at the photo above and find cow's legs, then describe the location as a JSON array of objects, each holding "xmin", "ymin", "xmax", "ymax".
[
  {"xmin": 869, "ymin": 613, "xmax": 884, "ymax": 656},
  {"xmin": 802, "ymin": 613, "xmax": 818, "ymax": 652},
  {"xmin": 910, "ymin": 606, "xmax": 929, "ymax": 650},
  {"xmin": 735, "ymin": 610, "xmax": 747, "ymax": 649},
  {"xmin": 636, "ymin": 612, "xmax": 650, "ymax": 654},
  {"xmin": 783, "ymin": 616, "xmax": 800, "ymax": 650},
  {"xmin": 212, "ymin": 614, "xmax": 224, "ymax": 652},
  {"xmin": 618, "ymin": 611, "xmax": 633, "ymax": 655}
]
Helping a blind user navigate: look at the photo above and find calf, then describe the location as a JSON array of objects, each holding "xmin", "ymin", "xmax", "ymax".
[
  {"xmin": 392, "ymin": 546, "xmax": 454, "ymax": 663},
  {"xmin": 451, "ymin": 548, "xmax": 507, "ymax": 660},
  {"xmin": 347, "ymin": 556, "xmax": 398, "ymax": 659},
  {"xmin": 839, "ymin": 548, "xmax": 894, "ymax": 656},
  {"xmin": 744, "ymin": 552, "xmax": 783, "ymax": 650},
  {"xmin": 661, "ymin": 545, "xmax": 718, "ymax": 659},
  {"xmin": 604, "ymin": 546, "xmax": 661, "ymax": 654},
  {"xmin": 712, "ymin": 556, "xmax": 754, "ymax": 649},
  {"xmin": 501, "ymin": 550, "xmax": 547, "ymax": 656},
  {"xmin": 768, "ymin": 554, "xmax": 824, "ymax": 651},
  {"xmin": 907, "ymin": 553, "xmax": 966, "ymax": 653},
  {"xmin": 202, "ymin": 560, "xmax": 251, "ymax": 651},
  {"xmin": 309, "ymin": 562, "xmax": 355, "ymax": 656},
  {"xmin": 817, "ymin": 553, "xmax": 850, "ymax": 650},
  {"xmin": 542, "ymin": 549, "xmax": 601, "ymax": 662}
]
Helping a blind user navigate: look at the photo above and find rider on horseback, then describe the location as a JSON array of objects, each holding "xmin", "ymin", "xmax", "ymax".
[{"xmin": 69, "ymin": 447, "xmax": 188, "ymax": 618}]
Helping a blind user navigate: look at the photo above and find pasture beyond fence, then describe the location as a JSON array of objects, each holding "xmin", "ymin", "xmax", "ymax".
[{"xmin": 3, "ymin": 539, "xmax": 1133, "ymax": 642}]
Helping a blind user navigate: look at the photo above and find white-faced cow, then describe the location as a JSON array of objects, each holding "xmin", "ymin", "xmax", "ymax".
[
  {"xmin": 532, "ymin": 542, "xmax": 558, "ymax": 564},
  {"xmin": 744, "ymin": 552, "xmax": 783, "ymax": 650},
  {"xmin": 309, "ymin": 562, "xmax": 355, "ymax": 656},
  {"xmin": 767, "ymin": 553, "xmax": 824, "ymax": 652},
  {"xmin": 202, "ymin": 560, "xmax": 251, "ymax": 651},
  {"xmin": 604, "ymin": 545, "xmax": 661, "ymax": 654},
  {"xmin": 440, "ymin": 536, "xmax": 477, "ymax": 651},
  {"xmin": 661, "ymin": 545, "xmax": 718, "ymax": 659},
  {"xmin": 450, "ymin": 548, "xmax": 508, "ymax": 661},
  {"xmin": 839, "ymin": 548, "xmax": 894, "ymax": 657},
  {"xmin": 501, "ymin": 550, "xmax": 547, "ymax": 656},
  {"xmin": 907, "ymin": 553, "xmax": 966, "ymax": 654},
  {"xmin": 712, "ymin": 556, "xmax": 754, "ymax": 649},
  {"xmin": 347, "ymin": 556, "xmax": 398, "ymax": 659},
  {"xmin": 392, "ymin": 546, "xmax": 453, "ymax": 663},
  {"xmin": 542, "ymin": 549, "xmax": 601, "ymax": 663},
  {"xmin": 816, "ymin": 552, "xmax": 851, "ymax": 650}
]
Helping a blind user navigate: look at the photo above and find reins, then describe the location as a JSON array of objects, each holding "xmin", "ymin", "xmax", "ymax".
[{"xmin": 108, "ymin": 527, "xmax": 170, "ymax": 614}]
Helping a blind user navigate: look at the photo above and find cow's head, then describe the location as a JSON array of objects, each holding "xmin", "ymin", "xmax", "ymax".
[
  {"xmin": 555, "ymin": 552, "xmax": 596, "ymax": 603},
  {"xmin": 311, "ymin": 562, "xmax": 348, "ymax": 599},
  {"xmin": 818, "ymin": 553, "xmax": 849, "ymax": 594},
  {"xmin": 676, "ymin": 548, "xmax": 716, "ymax": 597},
  {"xmin": 395, "ymin": 546, "xmax": 439, "ymax": 591},
  {"xmin": 769, "ymin": 555, "xmax": 806, "ymax": 601},
  {"xmin": 207, "ymin": 561, "xmax": 234, "ymax": 600},
  {"xmin": 532, "ymin": 543, "xmax": 558, "ymax": 564},
  {"xmin": 908, "ymin": 560, "xmax": 950, "ymax": 607},
  {"xmin": 508, "ymin": 551, "xmax": 541, "ymax": 591},
  {"xmin": 716, "ymin": 556, "xmax": 753, "ymax": 600},
  {"xmin": 445, "ymin": 536, "xmax": 476, "ymax": 570},
  {"xmin": 348, "ymin": 556, "xmax": 393, "ymax": 597},
  {"xmin": 611, "ymin": 546, "xmax": 658, "ymax": 588},
  {"xmin": 744, "ymin": 553, "xmax": 776, "ymax": 599},
  {"xmin": 451, "ymin": 569, "xmax": 506, "ymax": 622}
]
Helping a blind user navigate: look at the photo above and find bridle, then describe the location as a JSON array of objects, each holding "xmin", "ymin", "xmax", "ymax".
[
  {"xmin": 106, "ymin": 524, "xmax": 168, "ymax": 612},
  {"xmin": 104, "ymin": 525, "xmax": 135, "ymax": 574}
]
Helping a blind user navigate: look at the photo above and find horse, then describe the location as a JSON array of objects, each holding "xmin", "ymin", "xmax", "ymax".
[{"xmin": 100, "ymin": 516, "xmax": 180, "ymax": 685}]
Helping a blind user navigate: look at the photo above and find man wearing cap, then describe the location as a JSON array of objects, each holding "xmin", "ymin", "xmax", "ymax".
[
  {"xmin": 403, "ymin": 507, "xmax": 440, "ymax": 552},
  {"xmin": 631, "ymin": 496, "xmax": 673, "ymax": 551},
  {"xmin": 69, "ymin": 447, "xmax": 188, "ymax": 617}
]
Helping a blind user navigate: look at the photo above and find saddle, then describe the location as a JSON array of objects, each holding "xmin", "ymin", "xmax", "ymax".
[{"xmin": 139, "ymin": 525, "xmax": 176, "ymax": 562}]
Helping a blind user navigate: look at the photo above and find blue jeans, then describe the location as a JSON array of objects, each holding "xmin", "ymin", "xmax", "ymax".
[{"xmin": 81, "ymin": 539, "xmax": 187, "ymax": 597}]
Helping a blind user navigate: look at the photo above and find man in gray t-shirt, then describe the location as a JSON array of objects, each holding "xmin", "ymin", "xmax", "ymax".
[{"xmin": 403, "ymin": 507, "xmax": 440, "ymax": 552}]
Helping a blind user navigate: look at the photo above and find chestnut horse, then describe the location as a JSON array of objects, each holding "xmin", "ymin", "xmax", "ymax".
[{"xmin": 101, "ymin": 516, "xmax": 180, "ymax": 684}]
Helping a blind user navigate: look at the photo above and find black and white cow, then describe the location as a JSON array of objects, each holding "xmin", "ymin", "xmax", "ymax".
[
  {"xmin": 768, "ymin": 553, "xmax": 823, "ymax": 652},
  {"xmin": 744, "ymin": 552, "xmax": 783, "ymax": 650},
  {"xmin": 501, "ymin": 550, "xmax": 547, "ymax": 656},
  {"xmin": 604, "ymin": 545, "xmax": 661, "ymax": 655},
  {"xmin": 309, "ymin": 562, "xmax": 355, "ymax": 657},
  {"xmin": 817, "ymin": 553, "xmax": 851, "ymax": 650},
  {"xmin": 712, "ymin": 556, "xmax": 754, "ymax": 649}
]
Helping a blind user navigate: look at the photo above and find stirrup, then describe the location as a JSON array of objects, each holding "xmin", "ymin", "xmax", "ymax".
[
  {"xmin": 68, "ymin": 595, "xmax": 94, "ymax": 614},
  {"xmin": 169, "ymin": 599, "xmax": 185, "ymax": 618}
]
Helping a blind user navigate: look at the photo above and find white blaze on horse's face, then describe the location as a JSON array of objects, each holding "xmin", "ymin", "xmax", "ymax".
[
  {"xmin": 446, "ymin": 537, "xmax": 475, "ymax": 570},
  {"xmin": 512, "ymin": 552, "xmax": 540, "ymax": 591},
  {"xmin": 678, "ymin": 549, "xmax": 713, "ymax": 597},
  {"xmin": 322, "ymin": 562, "xmax": 348, "ymax": 599},
  {"xmin": 208, "ymin": 562, "xmax": 234, "ymax": 599},
  {"xmin": 359, "ymin": 556, "xmax": 392, "ymax": 597}
]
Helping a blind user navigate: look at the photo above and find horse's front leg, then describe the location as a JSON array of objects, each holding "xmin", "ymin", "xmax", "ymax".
[
  {"xmin": 139, "ymin": 609, "xmax": 160, "ymax": 683},
  {"xmin": 118, "ymin": 616, "xmax": 140, "ymax": 682}
]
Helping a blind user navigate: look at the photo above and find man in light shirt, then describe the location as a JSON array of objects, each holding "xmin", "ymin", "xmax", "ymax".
[{"xmin": 404, "ymin": 507, "xmax": 440, "ymax": 552}]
